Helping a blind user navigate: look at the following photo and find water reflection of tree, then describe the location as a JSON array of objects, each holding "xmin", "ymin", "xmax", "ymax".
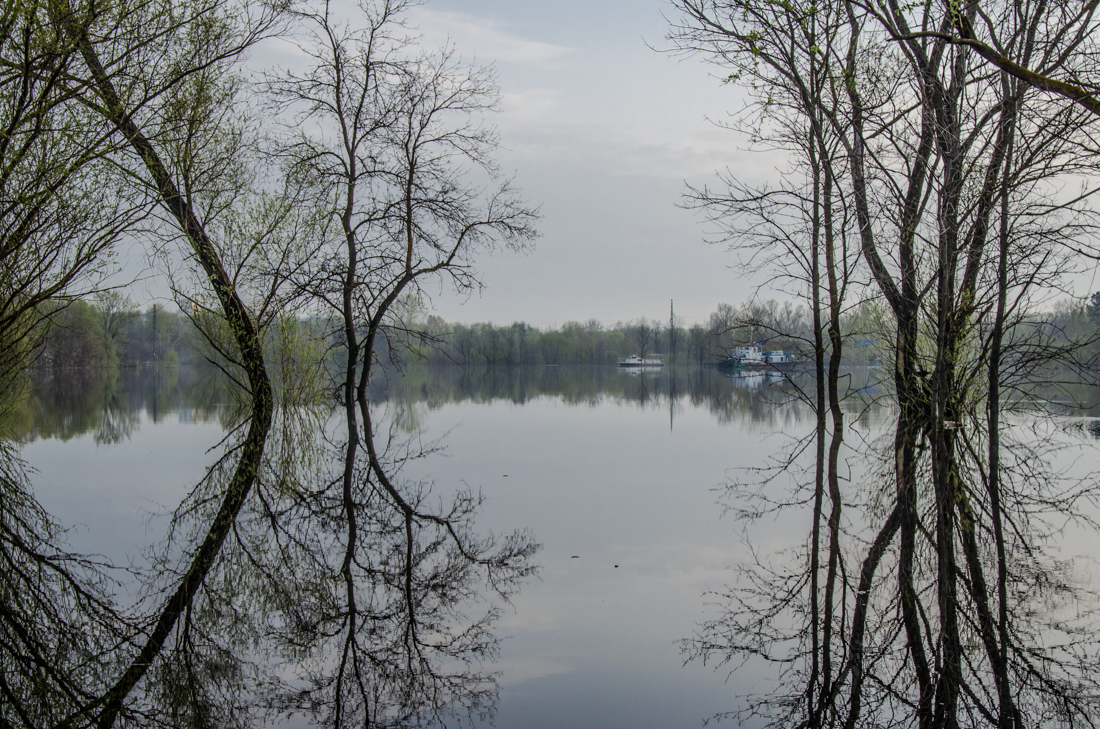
[
  {"xmin": 223, "ymin": 3, "xmax": 543, "ymax": 723},
  {"xmin": 0, "ymin": 440, "xmax": 136, "ymax": 726},
  {"xmin": 0, "ymin": 1, "xmax": 543, "ymax": 726},
  {"xmin": 11, "ymin": 366, "xmax": 234, "ymax": 444},
  {"xmin": 248, "ymin": 403, "xmax": 534, "ymax": 725},
  {"xmin": 27, "ymin": 357, "xmax": 537, "ymax": 727},
  {"xmin": 670, "ymin": 0, "xmax": 1100, "ymax": 724},
  {"xmin": 94, "ymin": 390, "xmax": 140, "ymax": 446}
]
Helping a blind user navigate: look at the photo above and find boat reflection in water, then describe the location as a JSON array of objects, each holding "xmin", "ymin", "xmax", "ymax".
[{"xmin": 721, "ymin": 367, "xmax": 785, "ymax": 388}]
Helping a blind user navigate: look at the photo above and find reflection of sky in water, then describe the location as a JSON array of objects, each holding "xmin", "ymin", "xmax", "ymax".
[
  {"xmin": 383, "ymin": 392, "xmax": 810, "ymax": 728},
  {"xmin": 22, "ymin": 412, "xmax": 228, "ymax": 570},
  {"xmin": 18, "ymin": 366, "xmax": 1100, "ymax": 729}
]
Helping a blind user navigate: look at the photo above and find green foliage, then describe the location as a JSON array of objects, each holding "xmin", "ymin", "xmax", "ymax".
[
  {"xmin": 266, "ymin": 314, "xmax": 327, "ymax": 407},
  {"xmin": 38, "ymin": 299, "xmax": 111, "ymax": 369},
  {"xmin": 30, "ymin": 298, "xmax": 208, "ymax": 370},
  {"xmin": 95, "ymin": 291, "xmax": 139, "ymax": 359},
  {"xmin": 0, "ymin": 0, "xmax": 543, "ymax": 724}
]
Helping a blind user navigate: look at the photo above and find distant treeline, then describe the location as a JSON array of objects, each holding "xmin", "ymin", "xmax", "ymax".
[
  {"xmin": 34, "ymin": 293, "xmax": 202, "ymax": 369},
  {"xmin": 403, "ymin": 296, "xmax": 1100, "ymax": 369},
  {"xmin": 32, "ymin": 294, "xmax": 1100, "ymax": 371},
  {"xmin": 407, "ymin": 299, "xmax": 816, "ymax": 366},
  {"xmin": 35, "ymin": 296, "xmax": 813, "ymax": 370}
]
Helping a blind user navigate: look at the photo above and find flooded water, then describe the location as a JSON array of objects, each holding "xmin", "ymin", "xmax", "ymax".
[{"xmin": 12, "ymin": 364, "xmax": 1100, "ymax": 728}]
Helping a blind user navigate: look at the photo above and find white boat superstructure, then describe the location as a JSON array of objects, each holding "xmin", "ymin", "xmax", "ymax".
[
  {"xmin": 732, "ymin": 345, "xmax": 764, "ymax": 363},
  {"xmin": 618, "ymin": 354, "xmax": 663, "ymax": 368},
  {"xmin": 718, "ymin": 344, "xmax": 798, "ymax": 371}
]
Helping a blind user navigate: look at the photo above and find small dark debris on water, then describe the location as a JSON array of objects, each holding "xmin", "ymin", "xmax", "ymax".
[
  {"xmin": 614, "ymin": 565, "xmax": 619, "ymax": 568},
  {"xmin": 571, "ymin": 555, "xmax": 580, "ymax": 559}
]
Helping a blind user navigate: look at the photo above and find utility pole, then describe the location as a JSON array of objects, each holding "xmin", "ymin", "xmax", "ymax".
[
  {"xmin": 669, "ymin": 299, "xmax": 676, "ymax": 364},
  {"xmin": 152, "ymin": 304, "xmax": 158, "ymax": 362},
  {"xmin": 669, "ymin": 299, "xmax": 676, "ymax": 431},
  {"xmin": 151, "ymin": 303, "xmax": 158, "ymax": 423}
]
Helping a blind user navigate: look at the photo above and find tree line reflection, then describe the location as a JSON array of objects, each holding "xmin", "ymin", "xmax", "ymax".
[
  {"xmin": 380, "ymin": 364, "xmax": 889, "ymax": 430},
  {"xmin": 11, "ymin": 366, "xmax": 236, "ymax": 444},
  {"xmin": 9, "ymin": 355, "xmax": 1100, "ymax": 727},
  {"xmin": 10, "ymin": 364, "xmax": 904, "ymax": 445}
]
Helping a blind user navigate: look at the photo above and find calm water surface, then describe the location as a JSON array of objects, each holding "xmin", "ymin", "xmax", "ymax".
[{"xmin": 17, "ymin": 365, "xmax": 1097, "ymax": 728}]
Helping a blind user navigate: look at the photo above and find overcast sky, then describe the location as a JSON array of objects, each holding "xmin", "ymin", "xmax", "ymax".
[
  {"xmin": 395, "ymin": 0, "xmax": 784, "ymax": 328},
  {"xmin": 117, "ymin": 0, "xmax": 791, "ymax": 328},
  {"xmin": 118, "ymin": 0, "xmax": 1100, "ymax": 328}
]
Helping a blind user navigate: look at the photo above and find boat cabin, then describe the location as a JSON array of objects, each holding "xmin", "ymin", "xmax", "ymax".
[{"xmin": 732, "ymin": 345, "xmax": 764, "ymax": 362}]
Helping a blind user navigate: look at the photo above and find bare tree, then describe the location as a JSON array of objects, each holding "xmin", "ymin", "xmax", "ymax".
[
  {"xmin": 671, "ymin": 1, "xmax": 1100, "ymax": 727},
  {"xmin": 625, "ymin": 317, "xmax": 658, "ymax": 359},
  {"xmin": 46, "ymin": 0, "xmax": 289, "ymax": 725},
  {"xmin": 93, "ymin": 291, "xmax": 139, "ymax": 362},
  {"xmin": 0, "ymin": 1, "xmax": 544, "ymax": 727},
  {"xmin": 254, "ymin": 2, "xmax": 541, "ymax": 723},
  {"xmin": 0, "ymin": 1, "xmax": 149, "ymax": 397},
  {"xmin": 687, "ymin": 323, "xmax": 711, "ymax": 367}
]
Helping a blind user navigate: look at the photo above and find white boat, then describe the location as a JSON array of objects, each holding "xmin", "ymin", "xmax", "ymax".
[
  {"xmin": 733, "ymin": 344, "xmax": 765, "ymax": 364},
  {"xmin": 717, "ymin": 344, "xmax": 798, "ymax": 371},
  {"xmin": 618, "ymin": 354, "xmax": 663, "ymax": 368},
  {"xmin": 764, "ymin": 349, "xmax": 796, "ymax": 364}
]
